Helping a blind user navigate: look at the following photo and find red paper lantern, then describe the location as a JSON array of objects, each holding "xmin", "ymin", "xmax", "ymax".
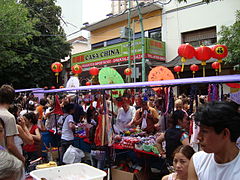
[
  {"xmin": 89, "ymin": 67, "xmax": 99, "ymax": 76},
  {"xmin": 190, "ymin": 64, "xmax": 199, "ymax": 72},
  {"xmin": 71, "ymin": 64, "xmax": 82, "ymax": 75},
  {"xmin": 174, "ymin": 66, "xmax": 181, "ymax": 78},
  {"xmin": 178, "ymin": 44, "xmax": 195, "ymax": 71},
  {"xmin": 173, "ymin": 66, "xmax": 181, "ymax": 73},
  {"xmin": 211, "ymin": 44, "xmax": 228, "ymax": 61},
  {"xmin": 124, "ymin": 68, "xmax": 132, "ymax": 76},
  {"xmin": 51, "ymin": 86, "xmax": 56, "ymax": 89},
  {"xmin": 190, "ymin": 64, "xmax": 199, "ymax": 78},
  {"xmin": 51, "ymin": 62, "xmax": 63, "ymax": 73},
  {"xmin": 86, "ymin": 81, "xmax": 91, "ymax": 86},
  {"xmin": 211, "ymin": 62, "xmax": 220, "ymax": 70},
  {"xmin": 211, "ymin": 44, "xmax": 228, "ymax": 73},
  {"xmin": 195, "ymin": 46, "xmax": 212, "ymax": 65},
  {"xmin": 51, "ymin": 62, "xmax": 63, "ymax": 83},
  {"xmin": 195, "ymin": 46, "xmax": 212, "ymax": 77}
]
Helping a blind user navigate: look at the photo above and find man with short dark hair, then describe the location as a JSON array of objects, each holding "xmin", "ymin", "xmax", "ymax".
[
  {"xmin": 0, "ymin": 85, "xmax": 25, "ymax": 163},
  {"xmin": 188, "ymin": 101, "xmax": 240, "ymax": 180}
]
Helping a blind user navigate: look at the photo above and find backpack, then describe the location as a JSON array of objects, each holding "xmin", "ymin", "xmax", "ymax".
[{"xmin": 164, "ymin": 127, "xmax": 183, "ymax": 163}]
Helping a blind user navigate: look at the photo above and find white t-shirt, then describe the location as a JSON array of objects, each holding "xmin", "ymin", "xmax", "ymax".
[
  {"xmin": 193, "ymin": 150, "xmax": 240, "ymax": 180},
  {"xmin": 58, "ymin": 114, "xmax": 74, "ymax": 141},
  {"xmin": 114, "ymin": 106, "xmax": 136, "ymax": 133},
  {"xmin": 236, "ymin": 137, "xmax": 240, "ymax": 149}
]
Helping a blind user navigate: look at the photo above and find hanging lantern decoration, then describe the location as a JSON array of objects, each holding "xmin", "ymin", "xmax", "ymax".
[
  {"xmin": 86, "ymin": 81, "xmax": 91, "ymax": 86},
  {"xmin": 124, "ymin": 68, "xmax": 132, "ymax": 76},
  {"xmin": 211, "ymin": 62, "xmax": 220, "ymax": 75},
  {"xmin": 71, "ymin": 64, "xmax": 82, "ymax": 75},
  {"xmin": 178, "ymin": 44, "xmax": 195, "ymax": 72},
  {"xmin": 173, "ymin": 66, "xmax": 182, "ymax": 78},
  {"xmin": 59, "ymin": 86, "xmax": 64, "ymax": 89},
  {"xmin": 190, "ymin": 64, "xmax": 199, "ymax": 78},
  {"xmin": 195, "ymin": 46, "xmax": 212, "ymax": 77},
  {"xmin": 211, "ymin": 44, "xmax": 228, "ymax": 73},
  {"xmin": 43, "ymin": 86, "xmax": 48, "ymax": 90},
  {"xmin": 89, "ymin": 67, "xmax": 99, "ymax": 76},
  {"xmin": 50, "ymin": 86, "xmax": 56, "ymax": 89},
  {"xmin": 51, "ymin": 62, "xmax": 63, "ymax": 83}
]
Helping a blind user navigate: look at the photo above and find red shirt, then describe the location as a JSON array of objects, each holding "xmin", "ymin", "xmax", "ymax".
[{"xmin": 23, "ymin": 125, "xmax": 39, "ymax": 152}]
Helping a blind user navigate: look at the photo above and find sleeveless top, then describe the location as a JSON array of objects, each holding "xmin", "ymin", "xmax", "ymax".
[
  {"xmin": 23, "ymin": 125, "xmax": 39, "ymax": 152},
  {"xmin": 193, "ymin": 150, "xmax": 240, "ymax": 180}
]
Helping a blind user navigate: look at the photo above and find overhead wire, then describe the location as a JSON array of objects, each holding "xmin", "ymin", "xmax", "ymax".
[{"xmin": 4, "ymin": 46, "xmax": 61, "ymax": 61}]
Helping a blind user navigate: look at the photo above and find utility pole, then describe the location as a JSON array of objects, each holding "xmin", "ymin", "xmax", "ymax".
[
  {"xmin": 127, "ymin": 0, "xmax": 132, "ymax": 83},
  {"xmin": 135, "ymin": 0, "xmax": 145, "ymax": 82}
]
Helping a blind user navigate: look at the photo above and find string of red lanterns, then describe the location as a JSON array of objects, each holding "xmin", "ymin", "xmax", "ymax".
[{"xmin": 177, "ymin": 44, "xmax": 228, "ymax": 77}]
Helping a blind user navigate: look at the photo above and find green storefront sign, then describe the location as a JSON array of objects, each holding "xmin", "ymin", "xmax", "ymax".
[{"xmin": 71, "ymin": 38, "xmax": 165, "ymax": 68}]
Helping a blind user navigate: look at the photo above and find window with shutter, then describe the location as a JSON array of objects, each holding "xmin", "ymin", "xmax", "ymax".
[{"xmin": 182, "ymin": 27, "xmax": 217, "ymax": 47}]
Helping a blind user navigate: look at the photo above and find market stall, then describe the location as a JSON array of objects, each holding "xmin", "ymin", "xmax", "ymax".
[{"xmin": 31, "ymin": 74, "xmax": 240, "ymax": 179}]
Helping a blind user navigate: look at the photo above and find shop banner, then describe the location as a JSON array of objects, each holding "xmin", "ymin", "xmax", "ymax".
[{"xmin": 71, "ymin": 38, "xmax": 165, "ymax": 67}]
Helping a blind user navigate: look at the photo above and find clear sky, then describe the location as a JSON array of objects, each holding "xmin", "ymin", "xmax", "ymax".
[{"xmin": 56, "ymin": 0, "xmax": 112, "ymax": 40}]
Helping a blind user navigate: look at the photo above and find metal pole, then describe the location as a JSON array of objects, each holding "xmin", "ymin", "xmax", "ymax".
[
  {"xmin": 135, "ymin": 0, "xmax": 145, "ymax": 82},
  {"xmin": 133, "ymin": 20, "xmax": 136, "ymax": 83},
  {"xmin": 127, "ymin": 0, "xmax": 132, "ymax": 83}
]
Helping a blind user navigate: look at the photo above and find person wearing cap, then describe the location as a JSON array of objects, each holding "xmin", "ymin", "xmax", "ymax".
[{"xmin": 129, "ymin": 98, "xmax": 159, "ymax": 134}]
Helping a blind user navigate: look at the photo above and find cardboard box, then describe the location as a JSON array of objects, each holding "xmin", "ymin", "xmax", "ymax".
[{"xmin": 111, "ymin": 168, "xmax": 136, "ymax": 180}]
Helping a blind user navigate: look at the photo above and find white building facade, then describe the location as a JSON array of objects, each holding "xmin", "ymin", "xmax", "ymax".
[{"xmin": 161, "ymin": 0, "xmax": 240, "ymax": 62}]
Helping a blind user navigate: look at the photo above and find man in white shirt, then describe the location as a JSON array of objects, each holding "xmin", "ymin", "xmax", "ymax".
[
  {"xmin": 188, "ymin": 101, "xmax": 240, "ymax": 180},
  {"xmin": 114, "ymin": 97, "xmax": 136, "ymax": 134}
]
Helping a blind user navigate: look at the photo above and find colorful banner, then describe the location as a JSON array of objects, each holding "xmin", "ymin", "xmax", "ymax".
[{"xmin": 71, "ymin": 38, "xmax": 165, "ymax": 67}]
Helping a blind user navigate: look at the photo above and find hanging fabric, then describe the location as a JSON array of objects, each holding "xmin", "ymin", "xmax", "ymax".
[{"xmin": 208, "ymin": 84, "xmax": 219, "ymax": 102}]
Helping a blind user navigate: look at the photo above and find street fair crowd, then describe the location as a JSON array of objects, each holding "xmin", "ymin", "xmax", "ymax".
[{"xmin": 0, "ymin": 84, "xmax": 240, "ymax": 180}]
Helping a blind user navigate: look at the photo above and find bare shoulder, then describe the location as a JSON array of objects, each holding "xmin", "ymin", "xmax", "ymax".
[
  {"xmin": 161, "ymin": 174, "xmax": 169, "ymax": 180},
  {"xmin": 188, "ymin": 157, "xmax": 198, "ymax": 180},
  {"xmin": 17, "ymin": 125, "xmax": 23, "ymax": 132}
]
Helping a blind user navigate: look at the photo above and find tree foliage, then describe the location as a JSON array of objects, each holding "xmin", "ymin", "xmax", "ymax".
[
  {"xmin": 0, "ymin": 0, "xmax": 37, "ymax": 67},
  {"xmin": 0, "ymin": 0, "xmax": 71, "ymax": 89},
  {"xmin": 218, "ymin": 10, "xmax": 240, "ymax": 71}
]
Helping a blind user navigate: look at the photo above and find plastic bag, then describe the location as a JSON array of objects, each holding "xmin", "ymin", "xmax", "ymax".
[{"xmin": 63, "ymin": 145, "xmax": 85, "ymax": 164}]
